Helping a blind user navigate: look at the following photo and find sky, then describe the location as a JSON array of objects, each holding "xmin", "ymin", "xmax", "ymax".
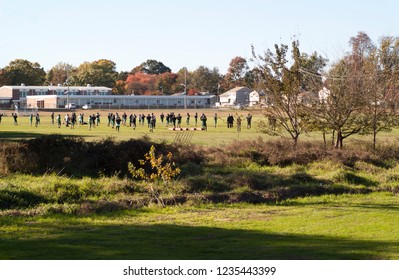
[{"xmin": 0, "ymin": 0, "xmax": 398, "ymax": 74}]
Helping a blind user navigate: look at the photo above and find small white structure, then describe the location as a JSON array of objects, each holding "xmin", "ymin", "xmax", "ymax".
[
  {"xmin": 318, "ymin": 87, "xmax": 330, "ymax": 103},
  {"xmin": 219, "ymin": 87, "xmax": 251, "ymax": 107},
  {"xmin": 249, "ymin": 90, "xmax": 260, "ymax": 106}
]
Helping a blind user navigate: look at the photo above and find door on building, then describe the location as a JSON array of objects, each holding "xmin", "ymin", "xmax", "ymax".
[{"xmin": 37, "ymin": 100, "xmax": 44, "ymax": 109}]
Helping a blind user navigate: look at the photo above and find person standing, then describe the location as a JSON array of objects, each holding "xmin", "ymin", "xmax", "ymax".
[
  {"xmin": 29, "ymin": 114, "xmax": 33, "ymax": 126},
  {"xmin": 146, "ymin": 114, "xmax": 151, "ymax": 128},
  {"xmin": 160, "ymin": 112, "xmax": 165, "ymax": 124},
  {"xmin": 12, "ymin": 112, "xmax": 18, "ymax": 125},
  {"xmin": 237, "ymin": 116, "xmax": 242, "ymax": 132},
  {"xmin": 194, "ymin": 112, "xmax": 198, "ymax": 127},
  {"xmin": 132, "ymin": 114, "xmax": 137, "ymax": 130},
  {"xmin": 150, "ymin": 114, "xmax": 156, "ymax": 132},
  {"xmin": 35, "ymin": 113, "xmax": 40, "ymax": 127},
  {"xmin": 246, "ymin": 113, "xmax": 252, "ymax": 129},
  {"xmin": 214, "ymin": 113, "xmax": 218, "ymax": 128},
  {"xmin": 56, "ymin": 114, "xmax": 61, "ymax": 128},
  {"xmin": 51, "ymin": 112, "xmax": 55, "ymax": 126},
  {"xmin": 115, "ymin": 115, "xmax": 121, "ymax": 132},
  {"xmin": 186, "ymin": 113, "xmax": 190, "ymax": 126},
  {"xmin": 200, "ymin": 113, "xmax": 207, "ymax": 131},
  {"xmin": 96, "ymin": 112, "xmax": 101, "ymax": 126},
  {"xmin": 176, "ymin": 113, "xmax": 182, "ymax": 128}
]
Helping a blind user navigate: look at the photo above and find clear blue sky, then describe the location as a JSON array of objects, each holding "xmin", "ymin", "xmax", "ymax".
[{"xmin": 0, "ymin": 0, "xmax": 398, "ymax": 73}]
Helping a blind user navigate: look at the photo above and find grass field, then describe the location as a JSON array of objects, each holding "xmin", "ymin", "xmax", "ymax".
[
  {"xmin": 2, "ymin": 108, "xmax": 399, "ymax": 260},
  {"xmin": 0, "ymin": 108, "xmax": 269, "ymax": 145},
  {"xmin": 1, "ymin": 108, "xmax": 399, "ymax": 146},
  {"xmin": 1, "ymin": 192, "xmax": 399, "ymax": 259}
]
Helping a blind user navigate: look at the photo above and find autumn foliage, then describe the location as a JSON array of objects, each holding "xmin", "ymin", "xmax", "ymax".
[{"xmin": 125, "ymin": 72, "xmax": 178, "ymax": 95}]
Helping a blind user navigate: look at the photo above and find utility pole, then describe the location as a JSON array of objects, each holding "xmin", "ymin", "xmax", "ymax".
[{"xmin": 184, "ymin": 67, "xmax": 187, "ymax": 109}]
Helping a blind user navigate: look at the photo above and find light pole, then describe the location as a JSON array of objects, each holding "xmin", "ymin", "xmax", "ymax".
[
  {"xmin": 181, "ymin": 83, "xmax": 187, "ymax": 109},
  {"xmin": 183, "ymin": 67, "xmax": 187, "ymax": 109},
  {"xmin": 65, "ymin": 68, "xmax": 70, "ymax": 108}
]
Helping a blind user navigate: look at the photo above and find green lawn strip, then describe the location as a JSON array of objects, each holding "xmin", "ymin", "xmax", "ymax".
[{"xmin": 1, "ymin": 192, "xmax": 399, "ymax": 260}]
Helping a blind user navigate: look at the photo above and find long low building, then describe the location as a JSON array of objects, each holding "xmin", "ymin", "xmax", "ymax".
[
  {"xmin": 26, "ymin": 94, "xmax": 216, "ymax": 109},
  {"xmin": 0, "ymin": 85, "xmax": 216, "ymax": 109}
]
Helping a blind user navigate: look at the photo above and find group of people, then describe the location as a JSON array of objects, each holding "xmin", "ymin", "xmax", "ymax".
[
  {"xmin": 0, "ymin": 111, "xmax": 253, "ymax": 133},
  {"xmin": 226, "ymin": 113, "xmax": 252, "ymax": 130}
]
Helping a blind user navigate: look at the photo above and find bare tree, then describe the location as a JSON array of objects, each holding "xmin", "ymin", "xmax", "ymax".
[
  {"xmin": 252, "ymin": 40, "xmax": 307, "ymax": 147},
  {"xmin": 314, "ymin": 32, "xmax": 373, "ymax": 148},
  {"xmin": 363, "ymin": 36, "xmax": 399, "ymax": 149}
]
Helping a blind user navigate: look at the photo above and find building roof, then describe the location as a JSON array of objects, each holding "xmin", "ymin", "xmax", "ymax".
[
  {"xmin": 26, "ymin": 94, "xmax": 216, "ymax": 99},
  {"xmin": 219, "ymin": 86, "xmax": 251, "ymax": 97},
  {"xmin": 1, "ymin": 85, "xmax": 112, "ymax": 91}
]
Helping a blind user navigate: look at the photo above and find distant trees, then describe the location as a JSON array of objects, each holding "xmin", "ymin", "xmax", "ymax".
[
  {"xmin": 189, "ymin": 66, "xmax": 221, "ymax": 94},
  {"xmin": 0, "ymin": 59, "xmax": 46, "ymax": 86},
  {"xmin": 132, "ymin": 59, "xmax": 171, "ymax": 75},
  {"xmin": 222, "ymin": 56, "xmax": 250, "ymax": 90},
  {"xmin": 70, "ymin": 59, "xmax": 118, "ymax": 88},
  {"xmin": 0, "ymin": 57, "xmax": 225, "ymax": 96},
  {"xmin": 46, "ymin": 62, "xmax": 75, "ymax": 86},
  {"xmin": 125, "ymin": 72, "xmax": 157, "ymax": 95}
]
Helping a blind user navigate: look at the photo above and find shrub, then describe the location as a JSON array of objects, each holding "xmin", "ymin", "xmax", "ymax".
[
  {"xmin": 128, "ymin": 145, "xmax": 181, "ymax": 206},
  {"xmin": 0, "ymin": 189, "xmax": 47, "ymax": 209}
]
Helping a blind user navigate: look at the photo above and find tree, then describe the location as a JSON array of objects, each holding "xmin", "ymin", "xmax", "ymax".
[
  {"xmin": 314, "ymin": 32, "xmax": 373, "ymax": 148},
  {"xmin": 132, "ymin": 59, "xmax": 171, "ymax": 74},
  {"xmin": 362, "ymin": 36, "xmax": 399, "ymax": 149},
  {"xmin": 125, "ymin": 72, "xmax": 157, "ymax": 95},
  {"xmin": 0, "ymin": 59, "xmax": 46, "ymax": 86},
  {"xmin": 299, "ymin": 52, "xmax": 328, "ymax": 92},
  {"xmin": 46, "ymin": 62, "xmax": 75, "ymax": 86},
  {"xmin": 189, "ymin": 66, "xmax": 222, "ymax": 94},
  {"xmin": 155, "ymin": 72, "xmax": 178, "ymax": 95},
  {"xmin": 253, "ymin": 41, "xmax": 307, "ymax": 147},
  {"xmin": 70, "ymin": 59, "xmax": 118, "ymax": 88},
  {"xmin": 113, "ymin": 71, "xmax": 130, "ymax": 95},
  {"xmin": 222, "ymin": 56, "xmax": 249, "ymax": 89}
]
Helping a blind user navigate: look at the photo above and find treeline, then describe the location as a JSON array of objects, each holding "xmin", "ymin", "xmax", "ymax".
[{"xmin": 0, "ymin": 57, "xmax": 255, "ymax": 96}]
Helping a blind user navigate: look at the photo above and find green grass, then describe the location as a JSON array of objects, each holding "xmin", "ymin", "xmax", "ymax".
[
  {"xmin": 2, "ymin": 108, "xmax": 399, "ymax": 260},
  {"xmin": 0, "ymin": 109, "xmax": 268, "ymax": 145},
  {"xmin": 2, "ymin": 108, "xmax": 398, "ymax": 145},
  {"xmin": 0, "ymin": 192, "xmax": 399, "ymax": 259}
]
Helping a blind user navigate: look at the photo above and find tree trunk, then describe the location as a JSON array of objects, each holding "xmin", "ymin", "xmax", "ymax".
[
  {"xmin": 293, "ymin": 136, "xmax": 298, "ymax": 150},
  {"xmin": 335, "ymin": 131, "xmax": 343, "ymax": 149},
  {"xmin": 331, "ymin": 130, "xmax": 335, "ymax": 147}
]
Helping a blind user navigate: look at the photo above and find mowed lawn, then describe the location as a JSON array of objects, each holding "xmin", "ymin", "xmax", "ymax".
[
  {"xmin": 1, "ymin": 192, "xmax": 399, "ymax": 260},
  {"xmin": 0, "ymin": 108, "xmax": 268, "ymax": 145},
  {"xmin": 2, "ymin": 108, "xmax": 399, "ymax": 260},
  {"xmin": 1, "ymin": 108, "xmax": 399, "ymax": 145}
]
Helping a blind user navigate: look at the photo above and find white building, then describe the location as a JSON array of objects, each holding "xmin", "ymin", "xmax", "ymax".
[
  {"xmin": 0, "ymin": 84, "xmax": 112, "ymax": 108},
  {"xmin": 218, "ymin": 87, "xmax": 251, "ymax": 107},
  {"xmin": 249, "ymin": 90, "xmax": 261, "ymax": 106},
  {"xmin": 0, "ymin": 85, "xmax": 216, "ymax": 109}
]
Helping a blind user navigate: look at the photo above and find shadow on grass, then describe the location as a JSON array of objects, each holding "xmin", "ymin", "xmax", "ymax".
[
  {"xmin": 0, "ymin": 223, "xmax": 396, "ymax": 260},
  {"xmin": 0, "ymin": 131, "xmax": 91, "ymax": 140},
  {"xmin": 183, "ymin": 167, "xmax": 360, "ymax": 201}
]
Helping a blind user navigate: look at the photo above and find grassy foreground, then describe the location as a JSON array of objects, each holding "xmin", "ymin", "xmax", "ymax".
[
  {"xmin": 2, "ymin": 109, "xmax": 399, "ymax": 260},
  {"xmin": 1, "ymin": 192, "xmax": 399, "ymax": 260}
]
